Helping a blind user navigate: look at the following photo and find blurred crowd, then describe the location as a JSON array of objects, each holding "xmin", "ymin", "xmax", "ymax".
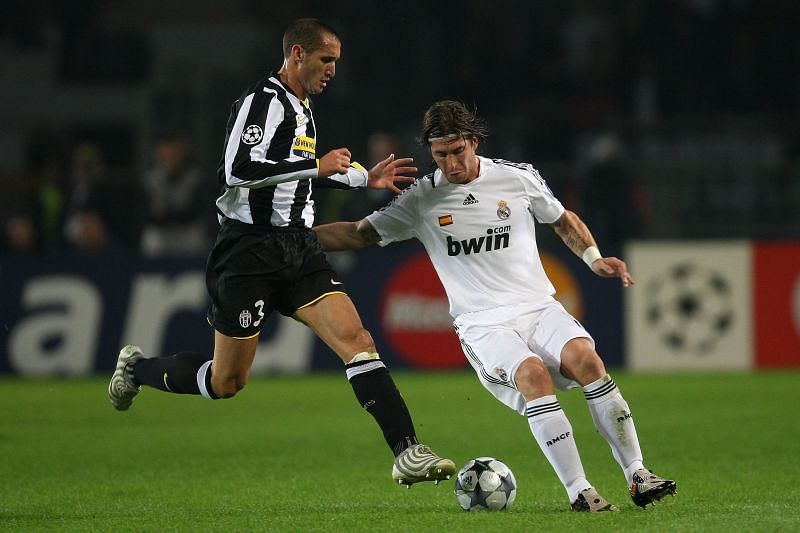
[
  {"xmin": 1, "ymin": 0, "xmax": 798, "ymax": 257},
  {"xmin": 1, "ymin": 131, "xmax": 216, "ymax": 257}
]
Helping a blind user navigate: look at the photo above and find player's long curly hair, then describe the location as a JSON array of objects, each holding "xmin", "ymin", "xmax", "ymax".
[{"xmin": 418, "ymin": 100, "xmax": 489, "ymax": 146}]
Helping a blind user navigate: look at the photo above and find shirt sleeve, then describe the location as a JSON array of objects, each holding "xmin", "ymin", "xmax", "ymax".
[
  {"xmin": 314, "ymin": 161, "xmax": 369, "ymax": 189},
  {"xmin": 519, "ymin": 166, "xmax": 565, "ymax": 223},
  {"xmin": 365, "ymin": 182, "xmax": 419, "ymax": 245},
  {"xmin": 224, "ymin": 89, "xmax": 318, "ymax": 189}
]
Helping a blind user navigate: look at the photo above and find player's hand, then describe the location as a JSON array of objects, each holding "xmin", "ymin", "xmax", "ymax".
[
  {"xmin": 367, "ymin": 154, "xmax": 417, "ymax": 194},
  {"xmin": 592, "ymin": 256, "xmax": 635, "ymax": 288},
  {"xmin": 318, "ymin": 148, "xmax": 352, "ymax": 177}
]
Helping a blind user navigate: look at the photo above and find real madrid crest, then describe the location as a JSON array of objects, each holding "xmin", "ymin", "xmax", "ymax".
[
  {"xmin": 494, "ymin": 367, "xmax": 509, "ymax": 381},
  {"xmin": 497, "ymin": 200, "xmax": 511, "ymax": 220}
]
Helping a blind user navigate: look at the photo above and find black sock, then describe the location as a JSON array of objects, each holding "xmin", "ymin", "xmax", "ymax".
[
  {"xmin": 345, "ymin": 359, "xmax": 418, "ymax": 456},
  {"xmin": 132, "ymin": 351, "xmax": 217, "ymax": 397}
]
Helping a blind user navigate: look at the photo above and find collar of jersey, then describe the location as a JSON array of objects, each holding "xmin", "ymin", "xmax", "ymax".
[{"xmin": 269, "ymin": 71, "xmax": 310, "ymax": 107}]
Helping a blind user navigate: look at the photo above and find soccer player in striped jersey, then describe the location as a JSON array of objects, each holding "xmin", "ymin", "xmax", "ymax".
[
  {"xmin": 108, "ymin": 18, "xmax": 455, "ymax": 487},
  {"xmin": 313, "ymin": 100, "xmax": 677, "ymax": 511}
]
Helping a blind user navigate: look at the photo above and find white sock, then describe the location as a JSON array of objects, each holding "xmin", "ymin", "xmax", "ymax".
[
  {"xmin": 583, "ymin": 375, "xmax": 644, "ymax": 483},
  {"xmin": 526, "ymin": 395, "xmax": 591, "ymax": 502},
  {"xmin": 196, "ymin": 360, "xmax": 216, "ymax": 399}
]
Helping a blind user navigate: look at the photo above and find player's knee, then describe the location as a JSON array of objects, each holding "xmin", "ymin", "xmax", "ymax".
[
  {"xmin": 347, "ymin": 327, "xmax": 375, "ymax": 352},
  {"xmin": 566, "ymin": 351, "xmax": 607, "ymax": 385},
  {"xmin": 514, "ymin": 357, "xmax": 553, "ymax": 398},
  {"xmin": 582, "ymin": 355, "xmax": 606, "ymax": 381},
  {"xmin": 211, "ymin": 375, "xmax": 247, "ymax": 399},
  {"xmin": 561, "ymin": 338, "xmax": 607, "ymax": 384}
]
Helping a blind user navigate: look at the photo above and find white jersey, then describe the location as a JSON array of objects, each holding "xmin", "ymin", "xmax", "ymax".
[{"xmin": 366, "ymin": 156, "xmax": 565, "ymax": 318}]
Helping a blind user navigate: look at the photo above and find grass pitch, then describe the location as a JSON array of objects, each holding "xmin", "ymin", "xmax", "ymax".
[{"xmin": 1, "ymin": 370, "xmax": 798, "ymax": 532}]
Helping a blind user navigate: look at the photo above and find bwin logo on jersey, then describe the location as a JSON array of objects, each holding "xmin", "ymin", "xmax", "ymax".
[{"xmin": 446, "ymin": 226, "xmax": 510, "ymax": 256}]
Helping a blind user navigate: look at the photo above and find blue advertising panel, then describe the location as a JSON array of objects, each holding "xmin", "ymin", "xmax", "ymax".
[{"xmin": 0, "ymin": 241, "xmax": 623, "ymax": 376}]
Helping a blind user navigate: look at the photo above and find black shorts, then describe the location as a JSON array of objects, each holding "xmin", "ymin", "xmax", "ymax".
[{"xmin": 205, "ymin": 219, "xmax": 345, "ymax": 338}]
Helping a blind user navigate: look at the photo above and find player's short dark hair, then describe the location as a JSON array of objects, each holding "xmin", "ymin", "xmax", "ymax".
[
  {"xmin": 418, "ymin": 100, "xmax": 488, "ymax": 145},
  {"xmin": 282, "ymin": 18, "xmax": 340, "ymax": 59}
]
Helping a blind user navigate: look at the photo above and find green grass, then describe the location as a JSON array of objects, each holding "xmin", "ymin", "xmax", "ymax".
[{"xmin": 1, "ymin": 371, "xmax": 798, "ymax": 532}]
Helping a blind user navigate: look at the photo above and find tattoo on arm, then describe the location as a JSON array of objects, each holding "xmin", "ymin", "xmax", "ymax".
[
  {"xmin": 563, "ymin": 227, "xmax": 583, "ymax": 254},
  {"xmin": 551, "ymin": 211, "xmax": 595, "ymax": 257}
]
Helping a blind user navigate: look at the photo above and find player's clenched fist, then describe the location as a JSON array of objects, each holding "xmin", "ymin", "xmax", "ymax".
[{"xmin": 318, "ymin": 148, "xmax": 352, "ymax": 177}]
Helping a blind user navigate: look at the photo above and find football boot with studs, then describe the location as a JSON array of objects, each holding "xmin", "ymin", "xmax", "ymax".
[
  {"xmin": 392, "ymin": 444, "xmax": 456, "ymax": 488},
  {"xmin": 570, "ymin": 487, "xmax": 619, "ymax": 512},
  {"xmin": 108, "ymin": 345, "xmax": 144, "ymax": 411},
  {"xmin": 630, "ymin": 468, "xmax": 677, "ymax": 508}
]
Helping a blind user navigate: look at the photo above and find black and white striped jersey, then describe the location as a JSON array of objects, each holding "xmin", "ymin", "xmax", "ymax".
[{"xmin": 215, "ymin": 72, "xmax": 368, "ymax": 227}]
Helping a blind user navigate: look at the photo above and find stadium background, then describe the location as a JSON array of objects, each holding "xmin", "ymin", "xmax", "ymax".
[{"xmin": 1, "ymin": 0, "xmax": 799, "ymax": 375}]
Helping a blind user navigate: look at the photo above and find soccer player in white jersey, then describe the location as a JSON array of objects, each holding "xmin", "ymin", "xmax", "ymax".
[{"xmin": 313, "ymin": 100, "xmax": 677, "ymax": 511}]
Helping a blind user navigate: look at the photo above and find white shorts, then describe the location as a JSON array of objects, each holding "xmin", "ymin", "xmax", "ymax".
[{"xmin": 453, "ymin": 298, "xmax": 594, "ymax": 415}]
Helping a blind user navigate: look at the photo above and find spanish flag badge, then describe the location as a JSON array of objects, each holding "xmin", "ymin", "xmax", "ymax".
[{"xmin": 438, "ymin": 214, "xmax": 453, "ymax": 226}]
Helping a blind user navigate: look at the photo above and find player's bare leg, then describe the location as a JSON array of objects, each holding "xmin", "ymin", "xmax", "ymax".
[
  {"xmin": 108, "ymin": 330, "xmax": 258, "ymax": 408},
  {"xmin": 293, "ymin": 292, "xmax": 374, "ymax": 363},
  {"xmin": 515, "ymin": 356, "xmax": 617, "ymax": 511},
  {"xmin": 561, "ymin": 337, "xmax": 676, "ymax": 507},
  {"xmin": 294, "ymin": 293, "xmax": 455, "ymax": 487},
  {"xmin": 209, "ymin": 332, "xmax": 259, "ymax": 398}
]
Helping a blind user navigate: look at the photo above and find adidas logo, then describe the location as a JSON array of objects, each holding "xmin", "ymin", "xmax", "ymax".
[{"xmin": 462, "ymin": 194, "xmax": 479, "ymax": 205}]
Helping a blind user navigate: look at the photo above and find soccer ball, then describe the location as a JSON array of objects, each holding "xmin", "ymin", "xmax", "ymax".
[{"xmin": 454, "ymin": 457, "xmax": 517, "ymax": 511}]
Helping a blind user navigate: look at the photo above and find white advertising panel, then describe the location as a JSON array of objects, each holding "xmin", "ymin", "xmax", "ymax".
[{"xmin": 625, "ymin": 241, "xmax": 752, "ymax": 371}]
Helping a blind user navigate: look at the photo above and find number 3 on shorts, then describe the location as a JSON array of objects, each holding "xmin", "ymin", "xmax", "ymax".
[{"xmin": 253, "ymin": 299, "xmax": 265, "ymax": 328}]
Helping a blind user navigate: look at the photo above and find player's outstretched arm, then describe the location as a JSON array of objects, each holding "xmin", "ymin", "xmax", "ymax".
[
  {"xmin": 367, "ymin": 154, "xmax": 417, "ymax": 194},
  {"xmin": 549, "ymin": 210, "xmax": 635, "ymax": 288},
  {"xmin": 314, "ymin": 219, "xmax": 382, "ymax": 252}
]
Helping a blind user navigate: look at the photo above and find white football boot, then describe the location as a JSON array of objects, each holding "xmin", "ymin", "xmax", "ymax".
[
  {"xmin": 392, "ymin": 444, "xmax": 456, "ymax": 488},
  {"xmin": 107, "ymin": 345, "xmax": 145, "ymax": 411}
]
